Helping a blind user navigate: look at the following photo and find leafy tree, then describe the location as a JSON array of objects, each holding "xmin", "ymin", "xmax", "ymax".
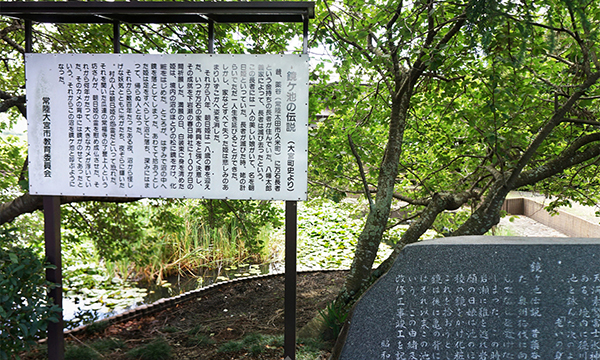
[{"xmin": 304, "ymin": 0, "xmax": 600, "ymax": 335}]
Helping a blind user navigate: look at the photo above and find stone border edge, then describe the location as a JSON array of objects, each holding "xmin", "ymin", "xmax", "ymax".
[{"xmin": 62, "ymin": 268, "xmax": 347, "ymax": 337}]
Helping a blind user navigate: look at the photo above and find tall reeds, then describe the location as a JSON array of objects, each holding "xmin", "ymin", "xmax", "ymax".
[{"xmin": 132, "ymin": 200, "xmax": 282, "ymax": 282}]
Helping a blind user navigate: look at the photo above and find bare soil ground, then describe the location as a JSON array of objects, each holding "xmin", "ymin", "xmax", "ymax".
[{"xmin": 24, "ymin": 271, "xmax": 347, "ymax": 360}]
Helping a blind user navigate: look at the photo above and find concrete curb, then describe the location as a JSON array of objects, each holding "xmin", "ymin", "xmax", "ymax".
[{"xmin": 502, "ymin": 197, "xmax": 600, "ymax": 237}]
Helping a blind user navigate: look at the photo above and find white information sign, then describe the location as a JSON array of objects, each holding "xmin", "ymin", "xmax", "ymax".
[{"xmin": 26, "ymin": 53, "xmax": 308, "ymax": 200}]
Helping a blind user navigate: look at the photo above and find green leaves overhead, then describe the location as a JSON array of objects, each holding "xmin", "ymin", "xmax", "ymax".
[{"xmin": 309, "ymin": 0, "xmax": 600, "ymax": 208}]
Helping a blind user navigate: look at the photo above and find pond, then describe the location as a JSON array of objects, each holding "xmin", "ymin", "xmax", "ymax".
[{"xmin": 63, "ymin": 262, "xmax": 283, "ymax": 329}]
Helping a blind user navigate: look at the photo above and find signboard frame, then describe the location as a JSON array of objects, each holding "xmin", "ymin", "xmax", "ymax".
[{"xmin": 26, "ymin": 53, "xmax": 309, "ymax": 201}]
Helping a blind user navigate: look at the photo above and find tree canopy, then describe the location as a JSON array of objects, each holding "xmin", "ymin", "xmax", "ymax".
[{"xmin": 305, "ymin": 0, "xmax": 600, "ymax": 310}]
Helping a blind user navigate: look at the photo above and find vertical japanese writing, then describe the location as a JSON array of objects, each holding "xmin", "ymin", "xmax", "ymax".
[
  {"xmin": 285, "ymin": 70, "xmax": 297, "ymax": 192},
  {"xmin": 185, "ymin": 63, "xmax": 194, "ymax": 190},
  {"xmin": 126, "ymin": 66, "xmax": 134, "ymax": 188},
  {"xmin": 231, "ymin": 64, "xmax": 239, "ymax": 187},
  {"xmin": 274, "ymin": 68, "xmax": 283, "ymax": 192},
  {"xmin": 203, "ymin": 63, "xmax": 212, "ymax": 191},
  {"xmin": 239, "ymin": 63, "xmax": 247, "ymax": 192},
  {"xmin": 554, "ymin": 272, "xmax": 600, "ymax": 360},
  {"xmin": 108, "ymin": 65, "xmax": 117, "ymax": 187},
  {"xmin": 117, "ymin": 63, "xmax": 126, "ymax": 189},
  {"xmin": 221, "ymin": 63, "xmax": 230, "ymax": 191},
  {"xmin": 193, "ymin": 64, "xmax": 203, "ymax": 189},
  {"xmin": 41, "ymin": 97, "xmax": 51, "ymax": 177},
  {"xmin": 31, "ymin": 54, "xmax": 307, "ymax": 199},
  {"xmin": 390, "ymin": 264, "xmax": 549, "ymax": 360}
]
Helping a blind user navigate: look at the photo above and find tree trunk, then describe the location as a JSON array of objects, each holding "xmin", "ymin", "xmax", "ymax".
[{"xmin": 339, "ymin": 85, "xmax": 411, "ymax": 300}]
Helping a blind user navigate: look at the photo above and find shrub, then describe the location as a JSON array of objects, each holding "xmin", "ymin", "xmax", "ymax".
[
  {"xmin": 319, "ymin": 300, "xmax": 349, "ymax": 341},
  {"xmin": 0, "ymin": 228, "xmax": 60, "ymax": 360}
]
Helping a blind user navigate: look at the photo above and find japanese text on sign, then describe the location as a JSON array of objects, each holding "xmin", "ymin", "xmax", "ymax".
[{"xmin": 26, "ymin": 54, "xmax": 308, "ymax": 200}]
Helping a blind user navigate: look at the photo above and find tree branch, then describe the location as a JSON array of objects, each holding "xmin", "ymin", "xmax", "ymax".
[
  {"xmin": 348, "ymin": 134, "xmax": 374, "ymax": 210},
  {"xmin": 561, "ymin": 118, "xmax": 600, "ymax": 127},
  {"xmin": 0, "ymin": 94, "xmax": 26, "ymax": 117},
  {"xmin": 375, "ymin": 190, "xmax": 478, "ymax": 275},
  {"xmin": 0, "ymin": 22, "xmax": 25, "ymax": 54},
  {"xmin": 515, "ymin": 132, "xmax": 600, "ymax": 188},
  {"xmin": 506, "ymin": 70, "xmax": 600, "ymax": 188},
  {"xmin": 0, "ymin": 194, "xmax": 140, "ymax": 226}
]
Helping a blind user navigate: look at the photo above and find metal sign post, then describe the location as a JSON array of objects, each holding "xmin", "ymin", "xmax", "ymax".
[
  {"xmin": 43, "ymin": 197, "xmax": 63, "ymax": 360},
  {"xmin": 25, "ymin": 18, "xmax": 65, "ymax": 360},
  {"xmin": 284, "ymin": 200, "xmax": 297, "ymax": 360},
  {"xmin": 284, "ymin": 16, "xmax": 309, "ymax": 360}
]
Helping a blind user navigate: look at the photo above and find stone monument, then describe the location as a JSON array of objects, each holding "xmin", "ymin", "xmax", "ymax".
[{"xmin": 335, "ymin": 236, "xmax": 600, "ymax": 360}]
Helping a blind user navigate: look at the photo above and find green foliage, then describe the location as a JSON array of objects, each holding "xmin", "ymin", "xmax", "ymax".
[
  {"xmin": 91, "ymin": 337, "xmax": 127, "ymax": 353},
  {"xmin": 296, "ymin": 337, "xmax": 331, "ymax": 360},
  {"xmin": 62, "ymin": 262, "xmax": 147, "ymax": 328},
  {"xmin": 0, "ymin": 136, "xmax": 26, "ymax": 200},
  {"xmin": 298, "ymin": 199, "xmax": 388, "ymax": 269},
  {"xmin": 126, "ymin": 338, "xmax": 172, "ymax": 360},
  {"xmin": 162, "ymin": 326, "xmax": 179, "ymax": 333},
  {"xmin": 184, "ymin": 333, "xmax": 215, "ymax": 347},
  {"xmin": 183, "ymin": 324, "xmax": 216, "ymax": 347},
  {"xmin": 83, "ymin": 320, "xmax": 111, "ymax": 335},
  {"xmin": 0, "ymin": 228, "xmax": 60, "ymax": 360},
  {"xmin": 307, "ymin": 0, "xmax": 600, "ymax": 254},
  {"xmin": 297, "ymin": 199, "xmax": 437, "ymax": 269},
  {"xmin": 61, "ymin": 199, "xmax": 283, "ymax": 281},
  {"xmin": 62, "ymin": 202, "xmax": 143, "ymax": 262},
  {"xmin": 432, "ymin": 210, "xmax": 473, "ymax": 236},
  {"xmin": 135, "ymin": 199, "xmax": 283, "ymax": 279},
  {"xmin": 194, "ymin": 199, "xmax": 284, "ymax": 253},
  {"xmin": 218, "ymin": 333, "xmax": 328, "ymax": 359},
  {"xmin": 318, "ymin": 300, "xmax": 349, "ymax": 341}
]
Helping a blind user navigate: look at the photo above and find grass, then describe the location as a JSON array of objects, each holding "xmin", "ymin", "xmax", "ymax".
[
  {"xmin": 218, "ymin": 334, "xmax": 282, "ymax": 355},
  {"xmin": 126, "ymin": 338, "xmax": 172, "ymax": 360},
  {"xmin": 217, "ymin": 334, "xmax": 330, "ymax": 359},
  {"xmin": 297, "ymin": 338, "xmax": 331, "ymax": 360},
  {"xmin": 488, "ymin": 226, "xmax": 518, "ymax": 236},
  {"xmin": 184, "ymin": 333, "xmax": 216, "ymax": 347},
  {"xmin": 64, "ymin": 345, "xmax": 100, "ymax": 360},
  {"xmin": 84, "ymin": 320, "xmax": 110, "ymax": 335},
  {"xmin": 63, "ymin": 336, "xmax": 126, "ymax": 360},
  {"xmin": 91, "ymin": 337, "xmax": 126, "ymax": 353},
  {"xmin": 161, "ymin": 326, "xmax": 179, "ymax": 333}
]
